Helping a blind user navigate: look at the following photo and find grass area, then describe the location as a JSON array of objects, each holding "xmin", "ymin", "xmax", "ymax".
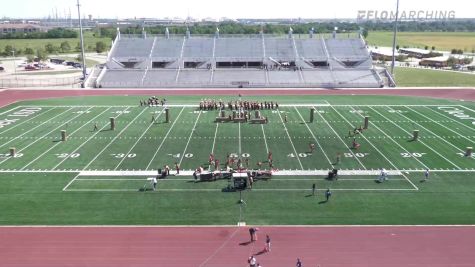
[
  {"xmin": 366, "ymin": 31, "xmax": 475, "ymax": 52},
  {"xmin": 0, "ymin": 95, "xmax": 474, "ymax": 225},
  {"xmin": 395, "ymin": 67, "xmax": 475, "ymax": 87},
  {"xmin": 0, "ymin": 36, "xmax": 111, "ymax": 56}
]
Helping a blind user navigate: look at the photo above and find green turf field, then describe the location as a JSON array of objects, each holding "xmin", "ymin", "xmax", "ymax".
[
  {"xmin": 0, "ymin": 95, "xmax": 474, "ymax": 225},
  {"xmin": 366, "ymin": 31, "xmax": 475, "ymax": 52},
  {"xmin": 395, "ymin": 67, "xmax": 475, "ymax": 87}
]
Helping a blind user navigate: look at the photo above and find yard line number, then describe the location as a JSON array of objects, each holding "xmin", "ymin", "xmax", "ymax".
[
  {"xmin": 55, "ymin": 153, "xmax": 80, "ymax": 158},
  {"xmin": 401, "ymin": 152, "xmax": 426, "ymax": 158},
  {"xmin": 0, "ymin": 153, "xmax": 23, "ymax": 158}
]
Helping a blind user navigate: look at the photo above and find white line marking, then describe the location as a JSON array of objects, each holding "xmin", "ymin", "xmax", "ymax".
[
  {"xmin": 276, "ymin": 108, "xmax": 304, "ymax": 170},
  {"xmin": 211, "ymin": 122, "xmax": 219, "ymax": 155},
  {"xmin": 82, "ymin": 108, "xmax": 148, "ymax": 170},
  {"xmin": 65, "ymin": 188, "xmax": 418, "ymax": 192},
  {"xmin": 354, "ymin": 107, "xmax": 430, "ymax": 170},
  {"xmin": 179, "ymin": 110, "xmax": 202, "ymax": 166},
  {"xmin": 19, "ymin": 107, "xmax": 111, "ymax": 170},
  {"xmin": 0, "ymin": 107, "xmax": 93, "ymax": 166},
  {"xmin": 294, "ymin": 107, "xmax": 333, "ymax": 166},
  {"xmin": 0, "ymin": 105, "xmax": 22, "ymax": 116},
  {"xmin": 0, "ymin": 107, "xmax": 54, "ymax": 135},
  {"xmin": 62, "ymin": 173, "xmax": 80, "ymax": 191},
  {"xmin": 0, "ymin": 107, "xmax": 73, "ymax": 150},
  {"xmin": 261, "ymin": 124, "xmax": 269, "ymax": 154},
  {"xmin": 372, "ymin": 106, "xmax": 461, "ymax": 169},
  {"xmin": 146, "ymin": 107, "xmax": 185, "ymax": 170},
  {"xmin": 330, "ymin": 105, "xmax": 419, "ymax": 190},
  {"xmin": 407, "ymin": 106, "xmax": 474, "ymax": 143},
  {"xmin": 238, "ymin": 121, "xmax": 242, "ymax": 155},
  {"xmin": 458, "ymin": 105, "xmax": 475, "ymax": 115},
  {"xmin": 51, "ymin": 107, "xmax": 131, "ymax": 170},
  {"xmin": 428, "ymin": 106, "xmax": 474, "ymax": 131},
  {"xmin": 1, "ymin": 169, "xmax": 474, "ymax": 174},
  {"xmin": 114, "ymin": 107, "xmax": 165, "ymax": 170}
]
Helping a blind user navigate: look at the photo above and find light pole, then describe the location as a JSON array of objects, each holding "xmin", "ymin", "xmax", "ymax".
[
  {"xmin": 76, "ymin": 0, "xmax": 87, "ymax": 86},
  {"xmin": 390, "ymin": 0, "xmax": 400, "ymax": 75}
]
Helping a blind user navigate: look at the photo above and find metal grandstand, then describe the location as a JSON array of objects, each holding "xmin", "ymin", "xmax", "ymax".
[{"xmin": 95, "ymin": 29, "xmax": 391, "ymax": 88}]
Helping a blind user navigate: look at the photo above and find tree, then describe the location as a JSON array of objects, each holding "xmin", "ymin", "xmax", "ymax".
[
  {"xmin": 26, "ymin": 54, "xmax": 35, "ymax": 63},
  {"xmin": 396, "ymin": 45, "xmax": 400, "ymax": 50},
  {"xmin": 362, "ymin": 28, "xmax": 368, "ymax": 39},
  {"xmin": 60, "ymin": 41, "xmax": 71, "ymax": 53},
  {"xmin": 424, "ymin": 46, "xmax": 429, "ymax": 50},
  {"xmin": 45, "ymin": 43, "xmax": 58, "ymax": 54},
  {"xmin": 25, "ymin": 47, "xmax": 35, "ymax": 55},
  {"xmin": 95, "ymin": 41, "xmax": 106, "ymax": 53},
  {"xmin": 447, "ymin": 56, "xmax": 457, "ymax": 67},
  {"xmin": 36, "ymin": 48, "xmax": 48, "ymax": 61},
  {"xmin": 431, "ymin": 46, "xmax": 436, "ymax": 51},
  {"xmin": 4, "ymin": 45, "xmax": 15, "ymax": 56}
]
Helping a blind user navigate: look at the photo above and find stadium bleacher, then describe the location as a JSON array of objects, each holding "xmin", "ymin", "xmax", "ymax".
[{"xmin": 97, "ymin": 32, "xmax": 384, "ymax": 88}]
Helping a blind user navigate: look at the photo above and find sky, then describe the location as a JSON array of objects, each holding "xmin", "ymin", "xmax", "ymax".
[{"xmin": 1, "ymin": 0, "xmax": 474, "ymax": 19}]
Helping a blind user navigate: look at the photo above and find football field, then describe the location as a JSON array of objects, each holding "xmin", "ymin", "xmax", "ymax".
[{"xmin": 0, "ymin": 95, "xmax": 474, "ymax": 225}]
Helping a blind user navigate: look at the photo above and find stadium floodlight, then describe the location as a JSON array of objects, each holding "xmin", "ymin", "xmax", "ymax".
[
  {"xmin": 76, "ymin": 0, "xmax": 87, "ymax": 86},
  {"xmin": 391, "ymin": 0, "xmax": 400, "ymax": 75}
]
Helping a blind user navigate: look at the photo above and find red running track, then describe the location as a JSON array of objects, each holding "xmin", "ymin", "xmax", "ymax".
[{"xmin": 1, "ymin": 226, "xmax": 475, "ymax": 267}]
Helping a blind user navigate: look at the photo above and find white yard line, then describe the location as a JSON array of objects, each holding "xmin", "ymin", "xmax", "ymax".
[
  {"xmin": 458, "ymin": 105, "xmax": 475, "ymax": 114},
  {"xmin": 0, "ymin": 107, "xmax": 94, "ymax": 166},
  {"xmin": 20, "ymin": 107, "xmax": 112, "ymax": 171},
  {"xmin": 276, "ymin": 108, "xmax": 304, "ymax": 170},
  {"xmin": 74, "ymin": 178, "xmax": 407, "ymax": 181},
  {"xmin": 51, "ymin": 107, "xmax": 131, "ymax": 170},
  {"xmin": 330, "ymin": 105, "xmax": 419, "ymax": 190},
  {"xmin": 82, "ymin": 108, "xmax": 148, "ymax": 171},
  {"xmin": 238, "ymin": 122, "xmax": 242, "ymax": 155},
  {"xmin": 62, "ymin": 173, "xmax": 80, "ymax": 191},
  {"xmin": 211, "ymin": 122, "xmax": 219, "ymax": 154},
  {"xmin": 294, "ymin": 107, "xmax": 333, "ymax": 167},
  {"xmin": 0, "ymin": 107, "xmax": 73, "ymax": 150},
  {"xmin": 145, "ymin": 107, "xmax": 185, "ymax": 170},
  {"xmin": 0, "ymin": 106, "xmax": 22, "ymax": 116},
  {"xmin": 179, "ymin": 110, "xmax": 202, "ymax": 166},
  {"xmin": 65, "ymin": 188, "xmax": 417, "ymax": 192},
  {"xmin": 311, "ymin": 105, "xmax": 367, "ymax": 169},
  {"xmin": 1, "ymin": 169, "xmax": 474, "ymax": 175},
  {"xmin": 18, "ymin": 104, "xmax": 463, "ymax": 109},
  {"xmin": 407, "ymin": 106, "xmax": 475, "ymax": 142},
  {"xmin": 427, "ymin": 107, "xmax": 474, "ymax": 131},
  {"xmin": 371, "ymin": 107, "xmax": 461, "ymax": 169},
  {"xmin": 261, "ymin": 124, "xmax": 269, "ymax": 154},
  {"xmin": 350, "ymin": 107, "xmax": 430, "ymax": 170},
  {"xmin": 113, "ymin": 107, "xmax": 165, "ymax": 170},
  {"xmin": 0, "ymin": 108, "xmax": 57, "ymax": 136}
]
